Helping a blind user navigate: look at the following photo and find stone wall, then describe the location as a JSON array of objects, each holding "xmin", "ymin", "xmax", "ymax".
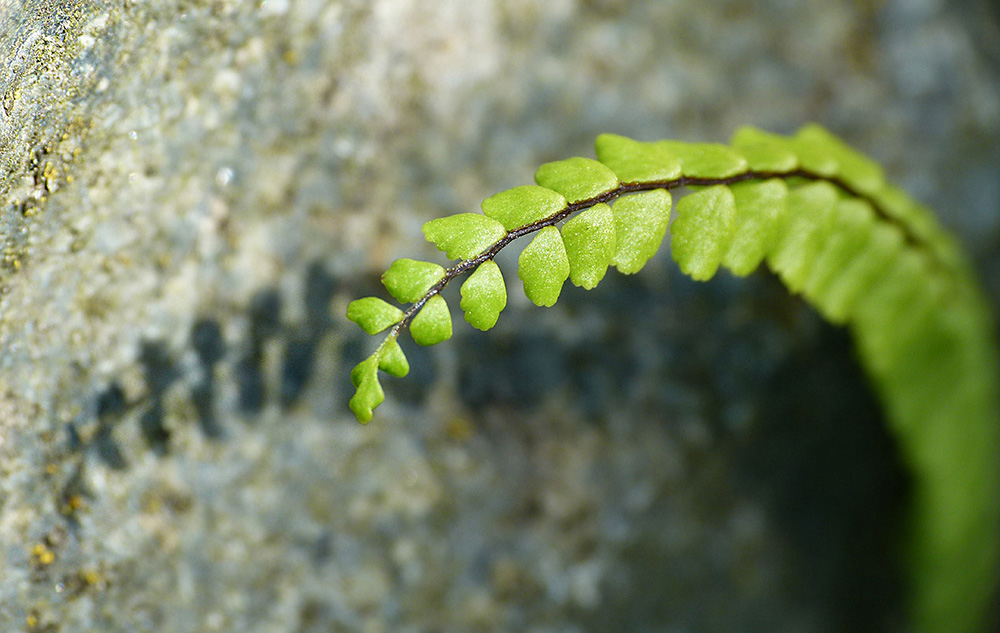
[{"xmin": 1, "ymin": 1, "xmax": 997, "ymax": 631}]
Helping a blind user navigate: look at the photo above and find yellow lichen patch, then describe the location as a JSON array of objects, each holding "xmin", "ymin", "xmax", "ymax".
[
  {"xmin": 61, "ymin": 494, "xmax": 86, "ymax": 515},
  {"xmin": 81, "ymin": 568, "xmax": 102, "ymax": 586},
  {"xmin": 30, "ymin": 543, "xmax": 55, "ymax": 567},
  {"xmin": 42, "ymin": 161, "xmax": 59, "ymax": 191}
]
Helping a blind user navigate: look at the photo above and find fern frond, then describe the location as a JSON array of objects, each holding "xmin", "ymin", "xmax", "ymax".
[{"xmin": 344, "ymin": 125, "xmax": 1000, "ymax": 633}]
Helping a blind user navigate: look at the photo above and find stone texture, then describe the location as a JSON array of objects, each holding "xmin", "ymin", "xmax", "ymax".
[{"xmin": 0, "ymin": 0, "xmax": 997, "ymax": 631}]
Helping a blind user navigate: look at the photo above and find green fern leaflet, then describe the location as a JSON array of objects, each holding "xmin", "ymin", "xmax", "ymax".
[{"xmin": 345, "ymin": 124, "xmax": 1000, "ymax": 633}]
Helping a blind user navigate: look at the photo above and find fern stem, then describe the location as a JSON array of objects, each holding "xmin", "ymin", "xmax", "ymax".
[{"xmin": 389, "ymin": 168, "xmax": 921, "ymax": 340}]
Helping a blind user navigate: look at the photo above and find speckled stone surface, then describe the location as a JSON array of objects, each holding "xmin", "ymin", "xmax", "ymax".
[{"xmin": 0, "ymin": 0, "xmax": 998, "ymax": 631}]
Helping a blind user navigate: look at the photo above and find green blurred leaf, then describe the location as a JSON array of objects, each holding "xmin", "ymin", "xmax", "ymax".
[
  {"xmin": 346, "ymin": 296, "xmax": 404, "ymax": 334},
  {"xmin": 670, "ymin": 185, "xmax": 737, "ymax": 281},
  {"xmin": 410, "ymin": 294, "xmax": 452, "ymax": 346},
  {"xmin": 872, "ymin": 184, "xmax": 939, "ymax": 240},
  {"xmin": 460, "ymin": 260, "xmax": 507, "ymax": 331},
  {"xmin": 659, "ymin": 140, "xmax": 748, "ymax": 179},
  {"xmin": 422, "ymin": 213, "xmax": 507, "ymax": 260},
  {"xmin": 803, "ymin": 197, "xmax": 878, "ymax": 322},
  {"xmin": 796, "ymin": 124, "xmax": 884, "ymax": 194},
  {"xmin": 815, "ymin": 220, "xmax": 904, "ymax": 323},
  {"xmin": 534, "ymin": 156, "xmax": 619, "ymax": 203},
  {"xmin": 730, "ymin": 126, "xmax": 799, "ymax": 173},
  {"xmin": 851, "ymin": 249, "xmax": 930, "ymax": 362},
  {"xmin": 722, "ymin": 179, "xmax": 788, "ymax": 277},
  {"xmin": 610, "ymin": 189, "xmax": 671, "ymax": 274},
  {"xmin": 378, "ymin": 337, "xmax": 410, "ymax": 377},
  {"xmin": 481, "ymin": 185, "xmax": 567, "ymax": 231},
  {"xmin": 766, "ymin": 181, "xmax": 839, "ymax": 291},
  {"xmin": 518, "ymin": 225, "xmax": 569, "ymax": 307},
  {"xmin": 381, "ymin": 258, "xmax": 446, "ymax": 303},
  {"xmin": 595, "ymin": 133, "xmax": 682, "ymax": 183},
  {"xmin": 870, "ymin": 184, "xmax": 965, "ymax": 275},
  {"xmin": 561, "ymin": 202, "xmax": 616, "ymax": 289},
  {"xmin": 790, "ymin": 128, "xmax": 839, "ymax": 177}
]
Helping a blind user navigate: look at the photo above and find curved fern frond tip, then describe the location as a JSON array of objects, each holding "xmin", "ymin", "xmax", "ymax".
[{"xmin": 346, "ymin": 124, "xmax": 1000, "ymax": 632}]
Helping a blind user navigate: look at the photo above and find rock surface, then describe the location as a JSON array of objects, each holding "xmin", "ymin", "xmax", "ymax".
[{"xmin": 1, "ymin": 0, "xmax": 997, "ymax": 631}]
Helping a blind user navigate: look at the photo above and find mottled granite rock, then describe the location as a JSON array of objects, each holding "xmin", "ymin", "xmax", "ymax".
[{"xmin": 0, "ymin": 0, "xmax": 997, "ymax": 631}]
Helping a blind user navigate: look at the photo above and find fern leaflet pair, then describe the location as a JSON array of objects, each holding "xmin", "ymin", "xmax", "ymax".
[{"xmin": 346, "ymin": 124, "xmax": 999, "ymax": 633}]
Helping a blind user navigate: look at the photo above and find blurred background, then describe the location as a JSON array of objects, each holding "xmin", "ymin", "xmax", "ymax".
[{"xmin": 1, "ymin": 0, "xmax": 998, "ymax": 631}]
